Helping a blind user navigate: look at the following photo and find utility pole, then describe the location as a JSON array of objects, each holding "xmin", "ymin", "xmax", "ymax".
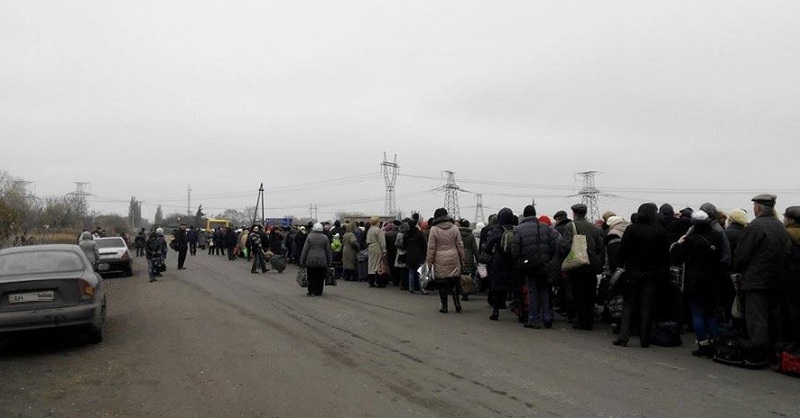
[
  {"xmin": 252, "ymin": 183, "xmax": 265, "ymax": 226},
  {"xmin": 187, "ymin": 184, "xmax": 192, "ymax": 218},
  {"xmin": 380, "ymin": 152, "xmax": 399, "ymax": 216},
  {"xmin": 474, "ymin": 193, "xmax": 486, "ymax": 224}
]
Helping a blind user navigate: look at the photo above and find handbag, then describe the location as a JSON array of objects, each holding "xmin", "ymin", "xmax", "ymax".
[
  {"xmin": 296, "ymin": 267, "xmax": 309, "ymax": 287},
  {"xmin": 476, "ymin": 263, "xmax": 488, "ymax": 279},
  {"xmin": 376, "ymin": 256, "xmax": 390, "ymax": 276},
  {"xmin": 460, "ymin": 274, "xmax": 476, "ymax": 295},
  {"xmin": 561, "ymin": 223, "xmax": 590, "ymax": 271},
  {"xmin": 325, "ymin": 267, "xmax": 337, "ymax": 286}
]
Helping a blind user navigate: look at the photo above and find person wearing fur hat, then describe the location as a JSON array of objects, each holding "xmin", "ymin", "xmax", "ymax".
[
  {"xmin": 725, "ymin": 208, "xmax": 749, "ymax": 257},
  {"xmin": 426, "ymin": 208, "xmax": 466, "ymax": 313},
  {"xmin": 366, "ymin": 216, "xmax": 387, "ymax": 287},
  {"xmin": 670, "ymin": 210, "xmax": 726, "ymax": 357},
  {"xmin": 300, "ymin": 222, "xmax": 332, "ymax": 296},
  {"xmin": 783, "ymin": 206, "xmax": 800, "ymax": 342},
  {"xmin": 733, "ymin": 194, "xmax": 791, "ymax": 364}
]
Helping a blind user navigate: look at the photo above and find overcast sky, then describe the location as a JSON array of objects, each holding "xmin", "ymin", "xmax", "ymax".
[{"xmin": 2, "ymin": 1, "xmax": 798, "ymax": 224}]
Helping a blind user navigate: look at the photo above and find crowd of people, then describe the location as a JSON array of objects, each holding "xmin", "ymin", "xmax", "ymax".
[{"xmin": 114, "ymin": 192, "xmax": 800, "ymax": 371}]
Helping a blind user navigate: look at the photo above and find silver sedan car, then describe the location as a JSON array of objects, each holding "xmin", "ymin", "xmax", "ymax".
[
  {"xmin": 95, "ymin": 237, "xmax": 133, "ymax": 276},
  {"xmin": 0, "ymin": 244, "xmax": 107, "ymax": 343}
]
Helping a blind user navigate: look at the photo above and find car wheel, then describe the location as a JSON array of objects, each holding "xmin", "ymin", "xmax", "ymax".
[
  {"xmin": 124, "ymin": 263, "xmax": 133, "ymax": 277},
  {"xmin": 87, "ymin": 325, "xmax": 103, "ymax": 344},
  {"xmin": 87, "ymin": 296, "xmax": 106, "ymax": 344}
]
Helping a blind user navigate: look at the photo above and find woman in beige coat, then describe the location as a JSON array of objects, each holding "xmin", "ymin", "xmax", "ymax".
[
  {"xmin": 341, "ymin": 223, "xmax": 360, "ymax": 281},
  {"xmin": 426, "ymin": 208, "xmax": 466, "ymax": 313},
  {"xmin": 366, "ymin": 216, "xmax": 387, "ymax": 287}
]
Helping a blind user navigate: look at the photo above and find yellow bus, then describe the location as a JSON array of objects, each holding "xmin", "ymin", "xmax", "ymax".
[{"xmin": 206, "ymin": 218, "xmax": 231, "ymax": 231}]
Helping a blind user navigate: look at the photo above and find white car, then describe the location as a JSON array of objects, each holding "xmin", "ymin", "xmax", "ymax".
[{"xmin": 95, "ymin": 237, "xmax": 133, "ymax": 277}]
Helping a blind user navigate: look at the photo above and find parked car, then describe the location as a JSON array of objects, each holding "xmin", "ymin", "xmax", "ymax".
[
  {"xmin": 95, "ymin": 237, "xmax": 133, "ymax": 276},
  {"xmin": 0, "ymin": 244, "xmax": 107, "ymax": 343}
]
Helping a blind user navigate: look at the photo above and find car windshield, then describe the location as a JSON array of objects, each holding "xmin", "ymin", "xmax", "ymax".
[
  {"xmin": 95, "ymin": 238, "xmax": 126, "ymax": 249},
  {"xmin": 0, "ymin": 250, "xmax": 85, "ymax": 276}
]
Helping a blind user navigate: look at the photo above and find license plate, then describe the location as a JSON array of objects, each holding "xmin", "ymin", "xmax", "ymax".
[{"xmin": 9, "ymin": 291, "xmax": 55, "ymax": 304}]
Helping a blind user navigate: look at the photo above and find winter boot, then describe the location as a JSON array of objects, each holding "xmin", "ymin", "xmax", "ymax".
[
  {"xmin": 439, "ymin": 289, "xmax": 448, "ymax": 313},
  {"xmin": 453, "ymin": 294, "xmax": 462, "ymax": 313},
  {"xmin": 692, "ymin": 339, "xmax": 714, "ymax": 358}
]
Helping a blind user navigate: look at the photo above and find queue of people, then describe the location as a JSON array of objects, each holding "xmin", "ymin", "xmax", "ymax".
[{"xmin": 159, "ymin": 193, "xmax": 799, "ymax": 371}]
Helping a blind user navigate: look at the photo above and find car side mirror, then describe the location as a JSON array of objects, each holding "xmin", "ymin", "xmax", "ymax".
[{"xmin": 96, "ymin": 262, "xmax": 110, "ymax": 272}]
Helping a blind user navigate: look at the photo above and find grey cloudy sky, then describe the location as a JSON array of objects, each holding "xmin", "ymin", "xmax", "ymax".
[{"xmin": 2, "ymin": 1, "xmax": 799, "ymax": 223}]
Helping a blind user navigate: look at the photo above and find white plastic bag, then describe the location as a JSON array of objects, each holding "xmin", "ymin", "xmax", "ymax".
[{"xmin": 418, "ymin": 263, "xmax": 435, "ymax": 290}]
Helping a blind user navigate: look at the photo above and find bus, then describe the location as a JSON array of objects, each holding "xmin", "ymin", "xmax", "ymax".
[{"xmin": 206, "ymin": 218, "xmax": 231, "ymax": 231}]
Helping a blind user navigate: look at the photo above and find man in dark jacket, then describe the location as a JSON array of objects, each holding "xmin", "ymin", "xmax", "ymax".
[
  {"xmin": 249, "ymin": 225, "xmax": 269, "ymax": 273},
  {"xmin": 187, "ymin": 226, "xmax": 198, "ymax": 256},
  {"xmin": 385, "ymin": 220, "xmax": 400, "ymax": 287},
  {"xmin": 553, "ymin": 210, "xmax": 575, "ymax": 320},
  {"xmin": 734, "ymin": 194, "xmax": 792, "ymax": 360},
  {"xmin": 175, "ymin": 223, "xmax": 189, "ymax": 270},
  {"xmin": 567, "ymin": 204, "xmax": 605, "ymax": 330},
  {"xmin": 512, "ymin": 205, "xmax": 561, "ymax": 329}
]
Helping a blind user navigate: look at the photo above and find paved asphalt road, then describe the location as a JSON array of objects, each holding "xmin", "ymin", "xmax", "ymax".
[{"xmin": 2, "ymin": 253, "xmax": 799, "ymax": 418}]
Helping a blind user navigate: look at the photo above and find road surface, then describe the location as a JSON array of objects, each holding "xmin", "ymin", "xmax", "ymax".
[{"xmin": 2, "ymin": 253, "xmax": 798, "ymax": 417}]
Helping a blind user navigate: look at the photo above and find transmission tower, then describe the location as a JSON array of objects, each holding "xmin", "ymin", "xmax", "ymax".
[
  {"xmin": 380, "ymin": 152, "xmax": 399, "ymax": 216},
  {"xmin": 573, "ymin": 171, "xmax": 601, "ymax": 221},
  {"xmin": 67, "ymin": 182, "xmax": 93, "ymax": 219},
  {"xmin": 438, "ymin": 171, "xmax": 468, "ymax": 219},
  {"xmin": 474, "ymin": 193, "xmax": 486, "ymax": 224}
]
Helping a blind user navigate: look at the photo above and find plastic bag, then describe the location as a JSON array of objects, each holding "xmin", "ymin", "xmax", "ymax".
[{"xmin": 418, "ymin": 263, "xmax": 435, "ymax": 290}]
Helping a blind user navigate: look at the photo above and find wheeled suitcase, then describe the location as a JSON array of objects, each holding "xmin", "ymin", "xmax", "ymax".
[{"xmin": 270, "ymin": 255, "xmax": 286, "ymax": 273}]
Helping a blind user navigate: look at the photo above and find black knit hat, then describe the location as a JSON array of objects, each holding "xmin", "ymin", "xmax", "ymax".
[
  {"xmin": 523, "ymin": 205, "xmax": 536, "ymax": 217},
  {"xmin": 433, "ymin": 208, "xmax": 448, "ymax": 219}
]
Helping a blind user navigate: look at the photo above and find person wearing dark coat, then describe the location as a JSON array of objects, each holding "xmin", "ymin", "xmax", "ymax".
[
  {"xmin": 614, "ymin": 203, "xmax": 670, "ymax": 348},
  {"xmin": 568, "ymin": 204, "xmax": 606, "ymax": 331},
  {"xmin": 300, "ymin": 223, "xmax": 332, "ymax": 296},
  {"xmin": 384, "ymin": 221, "xmax": 400, "ymax": 286},
  {"xmin": 268, "ymin": 228, "xmax": 284, "ymax": 255},
  {"xmin": 782, "ymin": 206, "xmax": 800, "ymax": 343},
  {"xmin": 294, "ymin": 227, "xmax": 308, "ymax": 264},
  {"xmin": 134, "ymin": 229, "xmax": 147, "ymax": 257},
  {"xmin": 483, "ymin": 207, "xmax": 516, "ymax": 321},
  {"xmin": 403, "ymin": 219, "xmax": 427, "ymax": 293},
  {"xmin": 187, "ymin": 226, "xmax": 198, "ymax": 256},
  {"xmin": 734, "ymin": 194, "xmax": 792, "ymax": 361},
  {"xmin": 552, "ymin": 210, "xmax": 575, "ymax": 321},
  {"xmin": 224, "ymin": 227, "xmax": 238, "ymax": 260},
  {"xmin": 670, "ymin": 210, "xmax": 726, "ymax": 356},
  {"xmin": 511, "ymin": 205, "xmax": 561, "ymax": 329},
  {"xmin": 175, "ymin": 223, "xmax": 189, "ymax": 270},
  {"xmin": 459, "ymin": 219, "xmax": 479, "ymax": 300}
]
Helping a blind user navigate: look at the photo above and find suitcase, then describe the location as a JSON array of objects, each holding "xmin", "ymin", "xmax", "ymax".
[{"xmin": 270, "ymin": 255, "xmax": 286, "ymax": 273}]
